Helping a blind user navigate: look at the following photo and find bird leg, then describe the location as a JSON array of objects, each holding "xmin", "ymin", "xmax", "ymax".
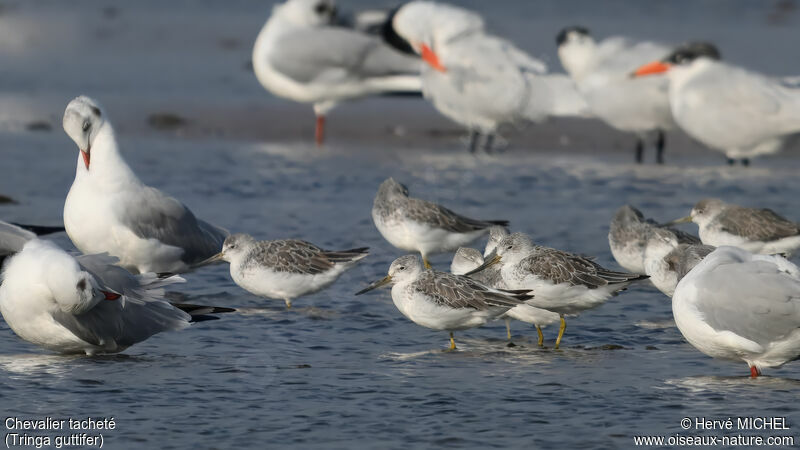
[
  {"xmin": 483, "ymin": 133, "xmax": 495, "ymax": 154},
  {"xmin": 422, "ymin": 257, "xmax": 432, "ymax": 269},
  {"xmin": 741, "ymin": 158, "xmax": 750, "ymax": 167},
  {"xmin": 468, "ymin": 130, "xmax": 480, "ymax": 153},
  {"xmin": 655, "ymin": 130, "xmax": 665, "ymax": 165},
  {"xmin": 635, "ymin": 138, "xmax": 644, "ymax": 164},
  {"xmin": 536, "ymin": 325, "xmax": 544, "ymax": 347},
  {"xmin": 554, "ymin": 316, "xmax": 567, "ymax": 349},
  {"xmin": 284, "ymin": 299, "xmax": 293, "ymax": 309},
  {"xmin": 726, "ymin": 158, "xmax": 736, "ymax": 166},
  {"xmin": 449, "ymin": 332, "xmax": 457, "ymax": 351},
  {"xmin": 315, "ymin": 115, "xmax": 326, "ymax": 147},
  {"xmin": 750, "ymin": 366, "xmax": 761, "ymax": 378},
  {"xmin": 505, "ymin": 318, "xmax": 512, "ymax": 340}
]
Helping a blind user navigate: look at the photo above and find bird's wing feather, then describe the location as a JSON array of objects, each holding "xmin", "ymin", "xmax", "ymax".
[
  {"xmin": 717, "ymin": 206, "xmax": 799, "ymax": 241},
  {"xmin": 413, "ymin": 271, "xmax": 521, "ymax": 310}
]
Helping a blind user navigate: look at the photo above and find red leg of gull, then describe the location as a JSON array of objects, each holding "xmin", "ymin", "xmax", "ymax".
[
  {"xmin": 750, "ymin": 366, "xmax": 760, "ymax": 378},
  {"xmin": 315, "ymin": 115, "xmax": 325, "ymax": 147}
]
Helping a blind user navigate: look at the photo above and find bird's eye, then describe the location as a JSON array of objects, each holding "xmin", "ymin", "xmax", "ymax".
[
  {"xmin": 76, "ymin": 279, "xmax": 87, "ymax": 290},
  {"xmin": 314, "ymin": 2, "xmax": 328, "ymax": 14},
  {"xmin": 82, "ymin": 121, "xmax": 90, "ymax": 132},
  {"xmin": 398, "ymin": 266, "xmax": 405, "ymax": 271},
  {"xmin": 506, "ymin": 245, "xmax": 513, "ymax": 250}
]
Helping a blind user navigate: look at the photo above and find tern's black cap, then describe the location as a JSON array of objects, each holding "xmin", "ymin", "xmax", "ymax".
[
  {"xmin": 663, "ymin": 42, "xmax": 721, "ymax": 64},
  {"xmin": 556, "ymin": 26, "xmax": 590, "ymax": 46}
]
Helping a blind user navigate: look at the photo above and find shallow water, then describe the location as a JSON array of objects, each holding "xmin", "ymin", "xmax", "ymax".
[{"xmin": 2, "ymin": 133, "xmax": 800, "ymax": 448}]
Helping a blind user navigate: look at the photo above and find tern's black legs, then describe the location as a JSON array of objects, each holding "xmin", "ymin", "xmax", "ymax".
[
  {"xmin": 656, "ymin": 130, "xmax": 666, "ymax": 164},
  {"xmin": 726, "ymin": 157, "xmax": 751, "ymax": 167},
  {"xmin": 468, "ymin": 130, "xmax": 480, "ymax": 154},
  {"xmin": 635, "ymin": 138, "xmax": 644, "ymax": 163},
  {"xmin": 483, "ymin": 133, "xmax": 495, "ymax": 153}
]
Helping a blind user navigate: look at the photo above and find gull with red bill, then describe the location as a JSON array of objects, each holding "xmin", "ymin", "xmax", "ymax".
[
  {"xmin": 62, "ymin": 96, "xmax": 228, "ymax": 274},
  {"xmin": 632, "ymin": 42, "xmax": 800, "ymax": 165},
  {"xmin": 252, "ymin": 0, "xmax": 423, "ymax": 146},
  {"xmin": 0, "ymin": 239, "xmax": 233, "ymax": 355},
  {"xmin": 382, "ymin": 1, "xmax": 589, "ymax": 153}
]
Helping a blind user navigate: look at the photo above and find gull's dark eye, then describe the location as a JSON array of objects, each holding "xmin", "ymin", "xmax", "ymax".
[
  {"xmin": 314, "ymin": 2, "xmax": 328, "ymax": 14},
  {"xmin": 82, "ymin": 121, "xmax": 90, "ymax": 132},
  {"xmin": 76, "ymin": 279, "xmax": 86, "ymax": 290}
]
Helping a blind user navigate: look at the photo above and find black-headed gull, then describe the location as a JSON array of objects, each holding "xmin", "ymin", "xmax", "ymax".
[
  {"xmin": 0, "ymin": 239, "xmax": 233, "ymax": 355},
  {"xmin": 672, "ymin": 246, "xmax": 800, "ymax": 377},
  {"xmin": 252, "ymin": 0, "xmax": 422, "ymax": 146},
  {"xmin": 62, "ymin": 96, "xmax": 228, "ymax": 274}
]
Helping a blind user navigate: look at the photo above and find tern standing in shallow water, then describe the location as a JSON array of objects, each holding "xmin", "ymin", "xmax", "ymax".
[
  {"xmin": 666, "ymin": 198, "xmax": 800, "ymax": 257},
  {"xmin": 633, "ymin": 42, "xmax": 800, "ymax": 165},
  {"xmin": 451, "ymin": 247, "xmax": 559, "ymax": 346},
  {"xmin": 206, "ymin": 233, "xmax": 368, "ymax": 308},
  {"xmin": 468, "ymin": 233, "xmax": 647, "ymax": 348},
  {"xmin": 62, "ymin": 96, "xmax": 228, "ymax": 274},
  {"xmin": 371, "ymin": 178, "xmax": 508, "ymax": 269},
  {"xmin": 672, "ymin": 246, "xmax": 800, "ymax": 377},
  {"xmin": 356, "ymin": 255, "xmax": 529, "ymax": 350},
  {"xmin": 0, "ymin": 240, "xmax": 232, "ymax": 355}
]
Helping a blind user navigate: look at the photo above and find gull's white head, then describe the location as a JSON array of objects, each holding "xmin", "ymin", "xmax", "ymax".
[
  {"xmin": 690, "ymin": 198, "xmax": 727, "ymax": 226},
  {"xmin": 495, "ymin": 232, "xmax": 535, "ymax": 265},
  {"xmin": 218, "ymin": 233, "xmax": 257, "ymax": 263},
  {"xmin": 555, "ymin": 26, "xmax": 596, "ymax": 78},
  {"xmin": 451, "ymin": 247, "xmax": 483, "ymax": 275},
  {"xmin": 63, "ymin": 96, "xmax": 106, "ymax": 170},
  {"xmin": 484, "ymin": 226, "xmax": 509, "ymax": 258},
  {"xmin": 275, "ymin": 0, "xmax": 338, "ymax": 27},
  {"xmin": 387, "ymin": 1, "xmax": 483, "ymax": 73},
  {"xmin": 7, "ymin": 240, "xmax": 103, "ymax": 315}
]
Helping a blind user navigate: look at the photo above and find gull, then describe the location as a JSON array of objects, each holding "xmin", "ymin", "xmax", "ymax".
[
  {"xmin": 666, "ymin": 198, "xmax": 800, "ymax": 257},
  {"xmin": 557, "ymin": 27, "xmax": 674, "ymax": 163},
  {"xmin": 451, "ymin": 247, "xmax": 559, "ymax": 346},
  {"xmin": 355, "ymin": 254, "xmax": 529, "ymax": 350},
  {"xmin": 632, "ymin": 42, "xmax": 800, "ymax": 165},
  {"xmin": 371, "ymin": 178, "xmax": 508, "ymax": 268},
  {"xmin": 0, "ymin": 239, "xmax": 233, "ymax": 355},
  {"xmin": 204, "ymin": 233, "xmax": 368, "ymax": 308},
  {"xmin": 382, "ymin": 1, "xmax": 590, "ymax": 152},
  {"xmin": 1, "ymin": 220, "xmax": 64, "ymax": 266},
  {"xmin": 252, "ymin": 0, "xmax": 422, "ymax": 146},
  {"xmin": 643, "ymin": 233, "xmax": 714, "ymax": 297},
  {"xmin": 672, "ymin": 246, "xmax": 800, "ymax": 377},
  {"xmin": 608, "ymin": 205, "xmax": 700, "ymax": 274},
  {"xmin": 62, "ymin": 96, "xmax": 228, "ymax": 274},
  {"xmin": 468, "ymin": 233, "xmax": 647, "ymax": 348}
]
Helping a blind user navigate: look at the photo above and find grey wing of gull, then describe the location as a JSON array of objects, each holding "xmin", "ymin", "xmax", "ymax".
[
  {"xmin": 119, "ymin": 187, "xmax": 228, "ymax": 264},
  {"xmin": 0, "ymin": 221, "xmax": 35, "ymax": 256},
  {"xmin": 51, "ymin": 298, "xmax": 190, "ymax": 350},
  {"xmin": 405, "ymin": 198, "xmax": 507, "ymax": 233},
  {"xmin": 243, "ymin": 240, "xmax": 336, "ymax": 275},
  {"xmin": 413, "ymin": 271, "xmax": 523, "ymax": 310},
  {"xmin": 523, "ymin": 248, "xmax": 643, "ymax": 289},
  {"xmin": 268, "ymin": 27, "xmax": 420, "ymax": 85},
  {"xmin": 717, "ymin": 206, "xmax": 799, "ymax": 241},
  {"xmin": 76, "ymin": 253, "xmax": 139, "ymax": 294},
  {"xmin": 693, "ymin": 260, "xmax": 800, "ymax": 346}
]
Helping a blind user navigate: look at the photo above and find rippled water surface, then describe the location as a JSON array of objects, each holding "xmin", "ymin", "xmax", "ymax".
[{"xmin": 2, "ymin": 133, "xmax": 800, "ymax": 448}]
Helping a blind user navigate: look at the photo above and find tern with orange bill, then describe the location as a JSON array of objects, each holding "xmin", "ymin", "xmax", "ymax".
[
  {"xmin": 632, "ymin": 42, "xmax": 800, "ymax": 165},
  {"xmin": 252, "ymin": 0, "xmax": 422, "ymax": 146},
  {"xmin": 382, "ymin": 1, "xmax": 589, "ymax": 152},
  {"xmin": 556, "ymin": 27, "xmax": 675, "ymax": 164}
]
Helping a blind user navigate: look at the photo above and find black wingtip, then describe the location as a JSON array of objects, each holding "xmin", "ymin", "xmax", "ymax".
[
  {"xmin": 12, "ymin": 223, "xmax": 66, "ymax": 236},
  {"xmin": 172, "ymin": 302, "xmax": 236, "ymax": 316},
  {"xmin": 488, "ymin": 220, "xmax": 510, "ymax": 227}
]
